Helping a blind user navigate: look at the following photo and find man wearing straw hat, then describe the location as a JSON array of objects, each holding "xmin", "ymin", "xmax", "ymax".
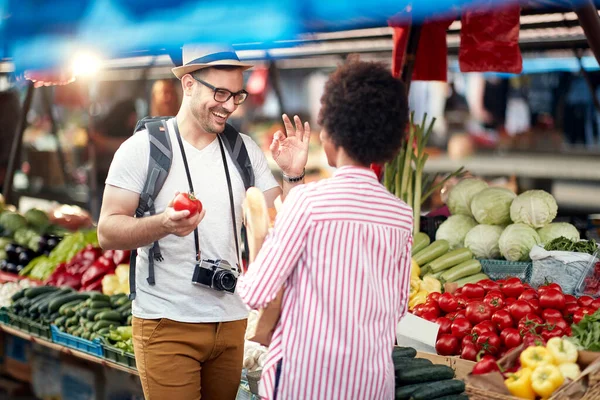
[{"xmin": 98, "ymin": 44, "xmax": 311, "ymax": 399}]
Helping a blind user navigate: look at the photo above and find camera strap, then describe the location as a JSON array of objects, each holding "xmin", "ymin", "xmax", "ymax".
[{"xmin": 173, "ymin": 121, "xmax": 241, "ymax": 272}]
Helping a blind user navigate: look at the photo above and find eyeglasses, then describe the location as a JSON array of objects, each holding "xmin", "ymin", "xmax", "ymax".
[{"xmin": 192, "ymin": 76, "xmax": 248, "ymax": 105}]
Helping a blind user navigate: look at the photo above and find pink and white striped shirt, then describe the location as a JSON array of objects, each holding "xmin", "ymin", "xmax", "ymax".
[{"xmin": 238, "ymin": 166, "xmax": 413, "ymax": 400}]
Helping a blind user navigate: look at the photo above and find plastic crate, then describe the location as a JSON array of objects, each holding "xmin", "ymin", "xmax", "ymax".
[
  {"xmin": 480, "ymin": 259, "xmax": 532, "ymax": 283},
  {"xmin": 22, "ymin": 319, "xmax": 52, "ymax": 340},
  {"xmin": 102, "ymin": 344, "xmax": 136, "ymax": 369},
  {"xmin": 7, "ymin": 312, "xmax": 28, "ymax": 331},
  {"xmin": 51, "ymin": 325, "xmax": 103, "ymax": 357},
  {"xmin": 574, "ymin": 250, "xmax": 600, "ymax": 297},
  {"xmin": 0, "ymin": 308, "xmax": 9, "ymax": 324}
]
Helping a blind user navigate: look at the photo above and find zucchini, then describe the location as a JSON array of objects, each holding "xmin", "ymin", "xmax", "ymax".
[
  {"xmin": 54, "ymin": 316, "xmax": 67, "ymax": 327},
  {"xmin": 394, "ymin": 358, "xmax": 433, "ymax": 372},
  {"xmin": 440, "ymin": 260, "xmax": 482, "ymax": 283},
  {"xmin": 110, "ymin": 294, "xmax": 127, "ymax": 307},
  {"xmin": 392, "ymin": 347, "xmax": 417, "ymax": 360},
  {"xmin": 72, "ymin": 327, "xmax": 83, "ymax": 337},
  {"xmin": 413, "ymin": 240, "xmax": 450, "ymax": 267},
  {"xmin": 113, "ymin": 295, "xmax": 130, "ymax": 307},
  {"xmin": 11, "ymin": 289, "xmax": 26, "ymax": 302},
  {"xmin": 116, "ymin": 300, "xmax": 132, "ymax": 313},
  {"xmin": 411, "ymin": 232, "xmax": 431, "ymax": 256},
  {"xmin": 87, "ymin": 308, "xmax": 111, "ymax": 320},
  {"xmin": 126, "ymin": 315, "xmax": 132, "ymax": 325},
  {"xmin": 453, "ymin": 273, "xmax": 490, "ymax": 288},
  {"xmin": 428, "ymin": 248, "xmax": 473, "ymax": 274},
  {"xmin": 93, "ymin": 320, "xmax": 118, "ymax": 332},
  {"xmin": 121, "ymin": 308, "xmax": 132, "ymax": 319},
  {"xmin": 66, "ymin": 316, "xmax": 79, "ymax": 327},
  {"xmin": 85, "ymin": 321, "xmax": 96, "ymax": 330},
  {"xmin": 48, "ymin": 312, "xmax": 60, "ymax": 321},
  {"xmin": 395, "ymin": 383, "xmax": 427, "ymax": 399},
  {"xmin": 49, "ymin": 293, "xmax": 90, "ymax": 313},
  {"xmin": 428, "ymin": 395, "xmax": 468, "ymax": 400},
  {"xmin": 87, "ymin": 292, "xmax": 110, "ymax": 302},
  {"xmin": 28, "ymin": 291, "xmax": 58, "ymax": 313},
  {"xmin": 81, "ymin": 331, "xmax": 91, "ymax": 340},
  {"xmin": 94, "ymin": 310, "xmax": 122, "ymax": 322},
  {"xmin": 396, "ymin": 365, "xmax": 454, "ymax": 384},
  {"xmin": 97, "ymin": 327, "xmax": 111, "ymax": 335},
  {"xmin": 39, "ymin": 288, "xmax": 73, "ymax": 314},
  {"xmin": 424, "ymin": 271, "xmax": 444, "ymax": 280},
  {"xmin": 89, "ymin": 300, "xmax": 111, "ymax": 310},
  {"xmin": 25, "ymin": 286, "xmax": 58, "ymax": 299},
  {"xmin": 410, "ymin": 379, "xmax": 465, "ymax": 400},
  {"xmin": 59, "ymin": 300, "xmax": 86, "ymax": 316}
]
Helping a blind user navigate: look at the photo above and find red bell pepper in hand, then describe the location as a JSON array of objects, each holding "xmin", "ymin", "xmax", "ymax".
[{"xmin": 80, "ymin": 257, "xmax": 116, "ymax": 288}]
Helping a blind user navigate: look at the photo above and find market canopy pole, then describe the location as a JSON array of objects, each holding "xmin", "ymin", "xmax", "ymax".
[
  {"xmin": 400, "ymin": 24, "xmax": 422, "ymax": 94},
  {"xmin": 573, "ymin": 0, "xmax": 600, "ymax": 66},
  {"xmin": 2, "ymin": 82, "xmax": 34, "ymax": 204}
]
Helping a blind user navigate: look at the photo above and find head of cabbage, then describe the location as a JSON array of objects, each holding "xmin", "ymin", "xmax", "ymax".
[
  {"xmin": 435, "ymin": 215, "xmax": 478, "ymax": 250},
  {"xmin": 464, "ymin": 225, "xmax": 504, "ymax": 259},
  {"xmin": 537, "ymin": 222, "xmax": 579, "ymax": 244},
  {"xmin": 510, "ymin": 190, "xmax": 558, "ymax": 228},
  {"xmin": 447, "ymin": 178, "xmax": 489, "ymax": 217},
  {"xmin": 498, "ymin": 223, "xmax": 541, "ymax": 262},
  {"xmin": 470, "ymin": 187, "xmax": 517, "ymax": 225}
]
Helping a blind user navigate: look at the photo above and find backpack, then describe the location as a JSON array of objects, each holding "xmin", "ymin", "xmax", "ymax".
[{"xmin": 129, "ymin": 116, "xmax": 255, "ymax": 299}]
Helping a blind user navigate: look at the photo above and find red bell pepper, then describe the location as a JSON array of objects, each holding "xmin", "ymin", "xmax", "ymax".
[
  {"xmin": 54, "ymin": 272, "xmax": 82, "ymax": 290},
  {"xmin": 112, "ymin": 250, "xmax": 131, "ymax": 266},
  {"xmin": 81, "ymin": 278, "xmax": 103, "ymax": 292},
  {"xmin": 80, "ymin": 257, "xmax": 116, "ymax": 288}
]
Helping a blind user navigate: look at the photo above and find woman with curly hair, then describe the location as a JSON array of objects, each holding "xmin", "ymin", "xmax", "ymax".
[{"xmin": 238, "ymin": 58, "xmax": 413, "ymax": 400}]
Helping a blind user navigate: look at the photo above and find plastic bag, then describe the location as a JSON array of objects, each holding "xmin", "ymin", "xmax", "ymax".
[{"xmin": 459, "ymin": 4, "xmax": 522, "ymax": 74}]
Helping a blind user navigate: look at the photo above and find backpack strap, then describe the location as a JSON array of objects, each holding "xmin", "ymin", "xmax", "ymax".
[
  {"xmin": 129, "ymin": 118, "xmax": 172, "ymax": 300},
  {"xmin": 220, "ymin": 124, "xmax": 255, "ymax": 190}
]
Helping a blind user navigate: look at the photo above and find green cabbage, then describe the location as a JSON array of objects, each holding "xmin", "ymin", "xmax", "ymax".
[
  {"xmin": 510, "ymin": 190, "xmax": 558, "ymax": 228},
  {"xmin": 537, "ymin": 223, "xmax": 580, "ymax": 244},
  {"xmin": 0, "ymin": 212, "xmax": 27, "ymax": 234},
  {"xmin": 464, "ymin": 225, "xmax": 504, "ymax": 259},
  {"xmin": 24, "ymin": 208, "xmax": 50, "ymax": 229},
  {"xmin": 447, "ymin": 178, "xmax": 489, "ymax": 217},
  {"xmin": 499, "ymin": 223, "xmax": 541, "ymax": 261},
  {"xmin": 435, "ymin": 215, "xmax": 478, "ymax": 250},
  {"xmin": 470, "ymin": 187, "xmax": 517, "ymax": 225}
]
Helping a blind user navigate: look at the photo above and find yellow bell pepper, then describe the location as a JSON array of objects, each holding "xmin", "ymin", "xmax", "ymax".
[
  {"xmin": 558, "ymin": 363, "xmax": 581, "ymax": 380},
  {"xmin": 408, "ymin": 290, "xmax": 428, "ymax": 310},
  {"xmin": 420, "ymin": 276, "xmax": 442, "ymax": 293},
  {"xmin": 546, "ymin": 337, "xmax": 578, "ymax": 365},
  {"xmin": 531, "ymin": 364, "xmax": 564, "ymax": 399},
  {"xmin": 520, "ymin": 346, "xmax": 554, "ymax": 370},
  {"xmin": 505, "ymin": 368, "xmax": 536, "ymax": 400},
  {"xmin": 101, "ymin": 274, "xmax": 120, "ymax": 296},
  {"xmin": 411, "ymin": 259, "xmax": 420, "ymax": 279}
]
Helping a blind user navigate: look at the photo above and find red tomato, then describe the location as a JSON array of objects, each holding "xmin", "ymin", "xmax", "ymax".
[
  {"xmin": 509, "ymin": 300, "xmax": 534, "ymax": 322},
  {"xmin": 436, "ymin": 334, "xmax": 460, "ymax": 356},
  {"xmin": 476, "ymin": 332, "xmax": 501, "ymax": 355},
  {"xmin": 438, "ymin": 293, "xmax": 459, "ymax": 313},
  {"xmin": 522, "ymin": 332, "xmax": 546, "ymax": 347},
  {"xmin": 491, "ymin": 310, "xmax": 514, "ymax": 331},
  {"xmin": 574, "ymin": 307, "xmax": 595, "ymax": 324},
  {"xmin": 592, "ymin": 299, "xmax": 600, "ymax": 311},
  {"xmin": 501, "ymin": 278, "xmax": 525, "ymax": 298},
  {"xmin": 522, "ymin": 283, "xmax": 534, "ymax": 291},
  {"xmin": 542, "ymin": 309, "xmax": 563, "ymax": 321},
  {"xmin": 436, "ymin": 317, "xmax": 453, "ymax": 335},
  {"xmin": 455, "ymin": 295, "xmax": 469, "ymax": 310},
  {"xmin": 500, "ymin": 328, "xmax": 522, "ymax": 349},
  {"xmin": 478, "ymin": 279, "xmax": 500, "ymax": 293},
  {"xmin": 527, "ymin": 299, "xmax": 541, "ymax": 316},
  {"xmin": 465, "ymin": 301, "xmax": 493, "ymax": 325},
  {"xmin": 578, "ymin": 296, "xmax": 595, "ymax": 308},
  {"xmin": 504, "ymin": 297, "xmax": 517, "ymax": 307},
  {"xmin": 472, "ymin": 321, "xmax": 497, "ymax": 336},
  {"xmin": 173, "ymin": 192, "xmax": 202, "ymax": 216},
  {"xmin": 539, "ymin": 289, "xmax": 566, "ymax": 310},
  {"xmin": 545, "ymin": 317, "xmax": 568, "ymax": 332},
  {"xmin": 451, "ymin": 318, "xmax": 472, "ymax": 338},
  {"xmin": 518, "ymin": 314, "xmax": 544, "ymax": 334},
  {"xmin": 462, "ymin": 334, "xmax": 476, "ymax": 347},
  {"xmin": 484, "ymin": 293, "xmax": 505, "ymax": 312},
  {"xmin": 541, "ymin": 327, "xmax": 564, "ymax": 341},
  {"xmin": 564, "ymin": 326, "xmax": 573, "ymax": 336},
  {"xmin": 428, "ymin": 292, "xmax": 442, "ymax": 304},
  {"xmin": 421, "ymin": 302, "xmax": 441, "ymax": 318},
  {"xmin": 539, "ymin": 282, "xmax": 562, "ymax": 293},
  {"xmin": 471, "ymin": 355, "xmax": 500, "ymax": 375},
  {"xmin": 518, "ymin": 289, "xmax": 538, "ymax": 302},
  {"xmin": 461, "ymin": 342, "xmax": 478, "ymax": 361},
  {"xmin": 412, "ymin": 304, "xmax": 426, "ymax": 316},
  {"xmin": 463, "ymin": 284, "xmax": 485, "ymax": 299},
  {"xmin": 421, "ymin": 312, "xmax": 438, "ymax": 322},
  {"xmin": 563, "ymin": 303, "xmax": 580, "ymax": 324},
  {"xmin": 445, "ymin": 311, "xmax": 467, "ymax": 321},
  {"xmin": 564, "ymin": 294, "xmax": 578, "ymax": 305}
]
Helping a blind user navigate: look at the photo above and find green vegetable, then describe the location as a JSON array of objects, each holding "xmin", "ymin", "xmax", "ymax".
[
  {"xmin": 440, "ymin": 260, "xmax": 482, "ymax": 283},
  {"xmin": 89, "ymin": 300, "xmax": 111, "ymax": 310},
  {"xmin": 423, "ymin": 394, "xmax": 468, "ymax": 400},
  {"xmin": 66, "ymin": 316, "xmax": 79, "ymax": 327},
  {"xmin": 54, "ymin": 316, "xmax": 67, "ymax": 327},
  {"xmin": 464, "ymin": 225, "xmax": 504, "ymax": 259},
  {"xmin": 394, "ymin": 358, "xmax": 433, "ymax": 372},
  {"xmin": 11, "ymin": 289, "xmax": 26, "ymax": 302},
  {"xmin": 25, "ymin": 286, "xmax": 58, "ymax": 299},
  {"xmin": 88, "ymin": 293, "xmax": 110, "ymax": 302},
  {"xmin": 50, "ymin": 293, "xmax": 90, "ymax": 313},
  {"xmin": 392, "ymin": 347, "xmax": 417, "ymax": 360},
  {"xmin": 396, "ymin": 365, "xmax": 454, "ymax": 384},
  {"xmin": 413, "ymin": 240, "xmax": 450, "ymax": 267},
  {"xmin": 0, "ymin": 212, "xmax": 27, "ymax": 234},
  {"xmin": 510, "ymin": 190, "xmax": 557, "ymax": 229},
  {"xmin": 395, "ymin": 383, "xmax": 428, "ymax": 399},
  {"xmin": 110, "ymin": 294, "xmax": 128, "ymax": 307},
  {"xmin": 94, "ymin": 310, "xmax": 122, "ymax": 322},
  {"xmin": 412, "ymin": 233, "xmax": 430, "ymax": 256},
  {"xmin": 447, "ymin": 178, "xmax": 488, "ymax": 217},
  {"xmin": 24, "ymin": 208, "xmax": 50, "ymax": 230},
  {"xmin": 499, "ymin": 224, "xmax": 541, "ymax": 262},
  {"xmin": 452, "ymin": 273, "xmax": 490, "ymax": 288},
  {"xmin": 570, "ymin": 310, "xmax": 600, "ymax": 351},
  {"xmin": 410, "ymin": 379, "xmax": 465, "ymax": 400},
  {"xmin": 428, "ymin": 248, "xmax": 473, "ymax": 274},
  {"xmin": 14, "ymin": 228, "xmax": 40, "ymax": 250},
  {"xmin": 544, "ymin": 236, "xmax": 598, "ymax": 255},
  {"xmin": 87, "ymin": 308, "xmax": 111, "ymax": 320},
  {"xmin": 93, "ymin": 320, "xmax": 118, "ymax": 332},
  {"xmin": 435, "ymin": 216, "xmax": 478, "ymax": 250},
  {"xmin": 470, "ymin": 187, "xmax": 516, "ymax": 225},
  {"xmin": 116, "ymin": 300, "xmax": 132, "ymax": 312},
  {"xmin": 537, "ymin": 223, "xmax": 580, "ymax": 245}
]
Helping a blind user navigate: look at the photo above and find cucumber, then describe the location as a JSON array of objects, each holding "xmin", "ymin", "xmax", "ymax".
[
  {"xmin": 116, "ymin": 300, "xmax": 132, "ymax": 313},
  {"xmin": 93, "ymin": 320, "xmax": 118, "ymax": 332},
  {"xmin": 428, "ymin": 248, "xmax": 473, "ymax": 274},
  {"xmin": 66, "ymin": 316, "xmax": 79, "ymax": 327},
  {"xmin": 396, "ymin": 365, "xmax": 454, "ymax": 384},
  {"xmin": 87, "ymin": 308, "xmax": 111, "ymax": 320},
  {"xmin": 411, "ymin": 232, "xmax": 431, "ymax": 256},
  {"xmin": 429, "ymin": 395, "xmax": 469, "ymax": 400},
  {"xmin": 85, "ymin": 321, "xmax": 96, "ymax": 330},
  {"xmin": 54, "ymin": 316, "xmax": 67, "ymax": 327},
  {"xmin": 94, "ymin": 310, "xmax": 122, "ymax": 322},
  {"xmin": 394, "ymin": 358, "xmax": 433, "ymax": 372},
  {"xmin": 126, "ymin": 315, "xmax": 132, "ymax": 325},
  {"xmin": 28, "ymin": 291, "xmax": 58, "ymax": 313},
  {"xmin": 59, "ymin": 300, "xmax": 86, "ymax": 316},
  {"xmin": 392, "ymin": 347, "xmax": 417, "ymax": 360},
  {"xmin": 413, "ymin": 240, "xmax": 450, "ymax": 267},
  {"xmin": 97, "ymin": 327, "xmax": 112, "ymax": 335},
  {"xmin": 110, "ymin": 294, "xmax": 127, "ymax": 307},
  {"xmin": 87, "ymin": 292, "xmax": 110, "ymax": 302},
  {"xmin": 49, "ymin": 293, "xmax": 90, "ymax": 313},
  {"xmin": 39, "ymin": 289, "xmax": 73, "ymax": 314},
  {"xmin": 81, "ymin": 331, "xmax": 91, "ymax": 340},
  {"xmin": 410, "ymin": 379, "xmax": 465, "ymax": 400},
  {"xmin": 453, "ymin": 273, "xmax": 490, "ymax": 288},
  {"xmin": 114, "ymin": 295, "xmax": 130, "ymax": 307},
  {"xmin": 121, "ymin": 308, "xmax": 132, "ymax": 319},
  {"xmin": 11, "ymin": 289, "xmax": 26, "ymax": 302},
  {"xmin": 89, "ymin": 301, "xmax": 111, "ymax": 310},
  {"xmin": 395, "ymin": 383, "xmax": 427, "ymax": 399},
  {"xmin": 25, "ymin": 286, "xmax": 58, "ymax": 299},
  {"xmin": 72, "ymin": 327, "xmax": 83, "ymax": 337},
  {"xmin": 440, "ymin": 260, "xmax": 482, "ymax": 283}
]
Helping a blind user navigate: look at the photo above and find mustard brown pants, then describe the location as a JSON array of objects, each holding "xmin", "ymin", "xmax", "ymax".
[{"xmin": 132, "ymin": 317, "xmax": 247, "ymax": 400}]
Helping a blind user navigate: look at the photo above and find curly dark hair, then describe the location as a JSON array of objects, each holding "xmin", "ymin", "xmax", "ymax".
[{"xmin": 318, "ymin": 59, "xmax": 409, "ymax": 165}]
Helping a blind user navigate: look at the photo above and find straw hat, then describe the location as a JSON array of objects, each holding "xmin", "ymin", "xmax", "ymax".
[{"xmin": 171, "ymin": 44, "xmax": 253, "ymax": 79}]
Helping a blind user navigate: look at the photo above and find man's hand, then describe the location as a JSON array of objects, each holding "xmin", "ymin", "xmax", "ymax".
[
  {"xmin": 271, "ymin": 114, "xmax": 311, "ymax": 177},
  {"xmin": 161, "ymin": 193, "xmax": 206, "ymax": 237}
]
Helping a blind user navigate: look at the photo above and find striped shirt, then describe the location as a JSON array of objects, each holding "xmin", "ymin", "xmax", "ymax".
[{"xmin": 238, "ymin": 166, "xmax": 413, "ymax": 400}]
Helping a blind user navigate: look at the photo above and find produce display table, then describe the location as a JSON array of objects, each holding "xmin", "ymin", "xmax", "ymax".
[{"xmin": 0, "ymin": 323, "xmax": 139, "ymax": 376}]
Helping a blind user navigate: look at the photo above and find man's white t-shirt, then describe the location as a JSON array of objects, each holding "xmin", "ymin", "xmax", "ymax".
[{"xmin": 105, "ymin": 118, "xmax": 279, "ymax": 323}]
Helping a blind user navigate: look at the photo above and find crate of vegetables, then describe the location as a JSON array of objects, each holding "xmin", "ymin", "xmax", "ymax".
[
  {"xmin": 51, "ymin": 325, "xmax": 104, "ymax": 357},
  {"xmin": 21, "ymin": 317, "xmax": 51, "ymax": 340},
  {"xmin": 0, "ymin": 307, "xmax": 9, "ymax": 324},
  {"xmin": 100, "ymin": 326, "xmax": 135, "ymax": 368},
  {"xmin": 479, "ymin": 259, "xmax": 532, "ymax": 283},
  {"xmin": 574, "ymin": 250, "xmax": 600, "ymax": 298}
]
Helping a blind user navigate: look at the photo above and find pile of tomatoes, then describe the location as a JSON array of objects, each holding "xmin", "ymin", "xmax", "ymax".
[{"xmin": 411, "ymin": 277, "xmax": 600, "ymax": 361}]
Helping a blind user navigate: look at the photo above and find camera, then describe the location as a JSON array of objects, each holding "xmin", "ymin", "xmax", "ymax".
[{"xmin": 192, "ymin": 259, "xmax": 239, "ymax": 293}]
